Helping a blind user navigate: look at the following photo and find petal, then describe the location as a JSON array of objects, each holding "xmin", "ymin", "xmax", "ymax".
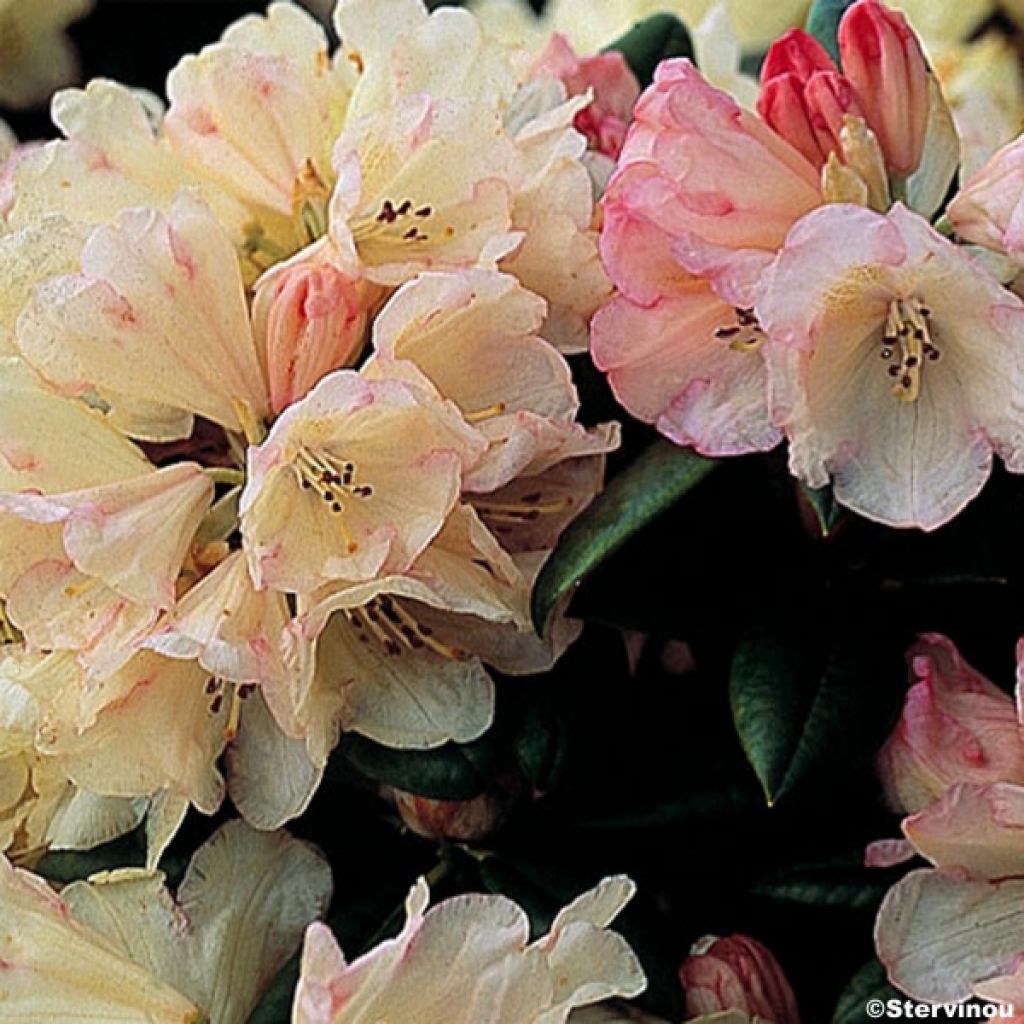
[
  {"xmin": 18, "ymin": 193, "xmax": 269, "ymax": 431},
  {"xmin": 592, "ymin": 289, "xmax": 780, "ymax": 456},
  {"xmin": 147, "ymin": 549, "xmax": 290, "ymax": 684},
  {"xmin": 903, "ymin": 782, "xmax": 1024, "ymax": 879},
  {"xmin": 876, "ymin": 868, "xmax": 1024, "ymax": 1003}
]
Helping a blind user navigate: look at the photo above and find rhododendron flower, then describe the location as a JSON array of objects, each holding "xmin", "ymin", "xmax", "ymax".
[
  {"xmin": 240, "ymin": 370, "xmax": 485, "ymax": 594},
  {"xmin": 292, "ymin": 874, "xmax": 645, "ymax": 1023},
  {"xmin": 17, "ymin": 192, "xmax": 270, "ymax": 437},
  {"xmin": 605, "ymin": 59, "xmax": 821, "ymax": 305},
  {"xmin": 164, "ymin": 2, "xmax": 352, "ymax": 240},
  {"xmin": 876, "ymin": 635, "xmax": 1024, "ymax": 814},
  {"xmin": 758, "ymin": 203, "xmax": 1024, "ymax": 530},
  {"xmin": 0, "ymin": 819, "xmax": 331, "ymax": 1024},
  {"xmin": 876, "ymin": 868, "xmax": 1024, "ymax": 1007},
  {"xmin": 838, "ymin": 0, "xmax": 930, "ymax": 177},
  {"xmin": 593, "ymin": 59, "xmax": 821, "ymax": 456},
  {"xmin": 680, "ymin": 935, "xmax": 801, "ymax": 1024},
  {"xmin": 758, "ymin": 30, "xmax": 863, "ymax": 171}
]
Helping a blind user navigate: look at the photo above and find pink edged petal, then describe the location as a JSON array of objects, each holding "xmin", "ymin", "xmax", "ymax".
[
  {"xmin": 904, "ymin": 782, "xmax": 1024, "ymax": 880},
  {"xmin": 865, "ymin": 838, "xmax": 917, "ymax": 869},
  {"xmin": 760, "ymin": 204, "xmax": 1024, "ymax": 530},
  {"xmin": 617, "ymin": 58, "xmax": 820, "ymax": 251},
  {"xmin": 146, "ymin": 549, "xmax": 290, "ymax": 685},
  {"xmin": 17, "ymin": 192, "xmax": 269, "ymax": 432},
  {"xmin": 875, "ymin": 868, "xmax": 1024, "ymax": 1004},
  {"xmin": 592, "ymin": 289, "xmax": 779, "ymax": 457}
]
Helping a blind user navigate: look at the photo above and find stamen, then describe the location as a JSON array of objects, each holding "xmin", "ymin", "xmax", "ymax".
[
  {"xmin": 294, "ymin": 447, "xmax": 375, "ymax": 554},
  {"xmin": 881, "ymin": 297, "xmax": 938, "ymax": 403},
  {"xmin": 715, "ymin": 308, "xmax": 767, "ymax": 352},
  {"xmin": 345, "ymin": 597, "xmax": 470, "ymax": 661},
  {"xmin": 474, "ymin": 495, "xmax": 574, "ymax": 522},
  {"xmin": 464, "ymin": 402, "xmax": 507, "ymax": 423}
]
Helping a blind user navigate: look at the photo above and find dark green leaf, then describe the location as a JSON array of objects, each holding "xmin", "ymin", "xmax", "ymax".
[
  {"xmin": 800, "ymin": 481, "xmax": 843, "ymax": 537},
  {"xmin": 603, "ymin": 13, "xmax": 694, "ymax": 86},
  {"xmin": 805, "ymin": 0, "xmax": 857, "ymax": 64},
  {"xmin": 532, "ymin": 440, "xmax": 716, "ymax": 631},
  {"xmin": 342, "ymin": 732, "xmax": 501, "ymax": 800},
  {"xmin": 512, "ymin": 693, "xmax": 570, "ymax": 792},
  {"xmin": 729, "ymin": 622, "xmax": 887, "ymax": 805},
  {"xmin": 833, "ymin": 961, "xmax": 903, "ymax": 1024},
  {"xmin": 752, "ymin": 857, "xmax": 896, "ymax": 911}
]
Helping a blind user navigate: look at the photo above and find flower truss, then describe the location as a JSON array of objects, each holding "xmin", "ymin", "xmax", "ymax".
[
  {"xmin": 6, "ymin": 0, "xmax": 1024, "ymax": 1021},
  {"xmin": 590, "ymin": 0, "xmax": 1024, "ymax": 531}
]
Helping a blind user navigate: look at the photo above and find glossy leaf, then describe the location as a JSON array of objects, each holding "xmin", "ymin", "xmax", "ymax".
[
  {"xmin": 532, "ymin": 440, "xmax": 717, "ymax": 631},
  {"xmin": 603, "ymin": 13, "xmax": 695, "ymax": 86},
  {"xmin": 805, "ymin": 0, "xmax": 857, "ymax": 64},
  {"xmin": 833, "ymin": 961, "xmax": 903, "ymax": 1024}
]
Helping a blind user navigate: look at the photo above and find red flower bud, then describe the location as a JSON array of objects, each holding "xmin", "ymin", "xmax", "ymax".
[
  {"xmin": 838, "ymin": 0, "xmax": 930, "ymax": 175},
  {"xmin": 759, "ymin": 30, "xmax": 863, "ymax": 169}
]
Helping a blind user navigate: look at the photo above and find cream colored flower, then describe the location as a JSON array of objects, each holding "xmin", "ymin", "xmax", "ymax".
[
  {"xmin": 0, "ymin": 819, "xmax": 332, "ymax": 1024},
  {"xmin": 0, "ymin": 0, "xmax": 92, "ymax": 109},
  {"xmin": 293, "ymin": 875, "xmax": 646, "ymax": 1023},
  {"xmin": 240, "ymin": 370, "xmax": 486, "ymax": 593}
]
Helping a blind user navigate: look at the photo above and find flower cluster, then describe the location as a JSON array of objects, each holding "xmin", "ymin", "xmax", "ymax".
[
  {"xmin": 592, "ymin": 0, "xmax": 1024, "ymax": 531},
  {"xmin": 0, "ymin": 0, "xmax": 619, "ymax": 864}
]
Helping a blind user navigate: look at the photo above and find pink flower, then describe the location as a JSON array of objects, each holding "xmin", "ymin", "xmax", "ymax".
[
  {"xmin": 758, "ymin": 30, "xmax": 863, "ymax": 171},
  {"xmin": 531, "ymin": 34, "xmax": 640, "ymax": 160},
  {"xmin": 876, "ymin": 634, "xmax": 1024, "ymax": 815},
  {"xmin": 948, "ymin": 135, "xmax": 1024, "ymax": 265},
  {"xmin": 838, "ymin": 0, "xmax": 930, "ymax": 176},
  {"xmin": 605, "ymin": 59, "xmax": 821, "ymax": 305},
  {"xmin": 757, "ymin": 202, "xmax": 1024, "ymax": 530},
  {"xmin": 252, "ymin": 244, "xmax": 376, "ymax": 414},
  {"xmin": 592, "ymin": 60, "xmax": 820, "ymax": 457},
  {"xmin": 679, "ymin": 934, "xmax": 801, "ymax": 1024}
]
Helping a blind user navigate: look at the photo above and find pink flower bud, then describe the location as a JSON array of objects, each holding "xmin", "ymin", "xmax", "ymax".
[
  {"xmin": 388, "ymin": 788, "xmax": 505, "ymax": 843},
  {"xmin": 838, "ymin": 0, "xmax": 930, "ymax": 176},
  {"xmin": 759, "ymin": 32, "xmax": 863, "ymax": 170},
  {"xmin": 680, "ymin": 934, "xmax": 801, "ymax": 1024},
  {"xmin": 876, "ymin": 634, "xmax": 1024, "ymax": 815},
  {"xmin": 252, "ymin": 255, "xmax": 370, "ymax": 414}
]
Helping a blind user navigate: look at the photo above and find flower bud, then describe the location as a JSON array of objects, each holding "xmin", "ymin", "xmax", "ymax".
[
  {"xmin": 838, "ymin": 0, "xmax": 930, "ymax": 176},
  {"xmin": 876, "ymin": 634, "xmax": 1024, "ymax": 815},
  {"xmin": 759, "ymin": 31, "xmax": 863, "ymax": 170},
  {"xmin": 680, "ymin": 934, "xmax": 800, "ymax": 1024},
  {"xmin": 387, "ymin": 787, "xmax": 506, "ymax": 843},
  {"xmin": 252, "ymin": 254, "xmax": 369, "ymax": 414}
]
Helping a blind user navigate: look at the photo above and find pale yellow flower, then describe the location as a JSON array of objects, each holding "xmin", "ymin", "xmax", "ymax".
[
  {"xmin": 0, "ymin": 0, "xmax": 92, "ymax": 109},
  {"xmin": 0, "ymin": 819, "xmax": 332, "ymax": 1024},
  {"xmin": 293, "ymin": 875, "xmax": 646, "ymax": 1023}
]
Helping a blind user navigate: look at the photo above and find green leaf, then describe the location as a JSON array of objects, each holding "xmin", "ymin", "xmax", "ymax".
[
  {"xmin": 751, "ymin": 856, "xmax": 895, "ymax": 911},
  {"xmin": 603, "ymin": 13, "xmax": 694, "ymax": 86},
  {"xmin": 342, "ymin": 732, "xmax": 501, "ymax": 801},
  {"xmin": 247, "ymin": 953, "xmax": 298, "ymax": 1024},
  {"xmin": 532, "ymin": 440, "xmax": 717, "ymax": 631},
  {"xmin": 36, "ymin": 829, "xmax": 145, "ymax": 885},
  {"xmin": 805, "ymin": 0, "xmax": 856, "ymax": 64},
  {"xmin": 513, "ymin": 694, "xmax": 570, "ymax": 793},
  {"xmin": 800, "ymin": 481, "xmax": 843, "ymax": 537},
  {"xmin": 729, "ymin": 621, "xmax": 885, "ymax": 805},
  {"xmin": 833, "ymin": 961, "xmax": 903, "ymax": 1024}
]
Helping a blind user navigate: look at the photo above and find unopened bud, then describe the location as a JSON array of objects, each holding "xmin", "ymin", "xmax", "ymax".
[
  {"xmin": 838, "ymin": 0, "xmax": 930, "ymax": 176},
  {"xmin": 680, "ymin": 934, "xmax": 801, "ymax": 1024},
  {"xmin": 252, "ymin": 254, "xmax": 369, "ymax": 414}
]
